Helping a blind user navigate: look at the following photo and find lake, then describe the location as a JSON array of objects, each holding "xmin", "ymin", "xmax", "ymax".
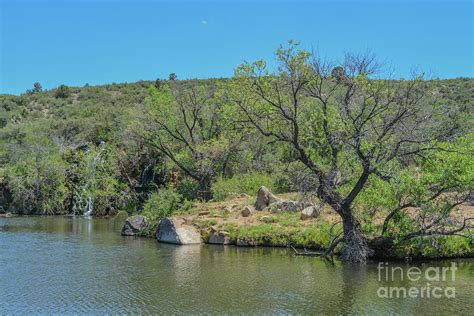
[{"xmin": 1, "ymin": 216, "xmax": 472, "ymax": 314}]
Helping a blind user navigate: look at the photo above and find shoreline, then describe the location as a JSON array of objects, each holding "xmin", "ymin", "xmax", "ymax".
[{"xmin": 2, "ymin": 213, "xmax": 473, "ymax": 261}]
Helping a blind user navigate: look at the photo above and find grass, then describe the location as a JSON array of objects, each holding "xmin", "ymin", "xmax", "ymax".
[
  {"xmin": 134, "ymin": 192, "xmax": 473, "ymax": 259},
  {"xmin": 391, "ymin": 233, "xmax": 474, "ymax": 259}
]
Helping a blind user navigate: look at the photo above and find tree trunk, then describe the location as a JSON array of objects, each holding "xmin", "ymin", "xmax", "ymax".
[
  {"xmin": 340, "ymin": 209, "xmax": 371, "ymax": 263},
  {"xmin": 198, "ymin": 177, "xmax": 212, "ymax": 201}
]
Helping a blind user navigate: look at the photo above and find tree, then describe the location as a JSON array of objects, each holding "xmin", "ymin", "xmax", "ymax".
[
  {"xmin": 33, "ymin": 82, "xmax": 42, "ymax": 93},
  {"xmin": 168, "ymin": 73, "xmax": 177, "ymax": 81},
  {"xmin": 142, "ymin": 82, "xmax": 235, "ymax": 200},
  {"xmin": 154, "ymin": 78, "xmax": 162, "ymax": 89},
  {"xmin": 233, "ymin": 41, "xmax": 473, "ymax": 262},
  {"xmin": 55, "ymin": 84, "xmax": 70, "ymax": 99}
]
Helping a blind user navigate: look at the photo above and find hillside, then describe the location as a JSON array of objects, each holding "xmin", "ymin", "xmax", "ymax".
[{"xmin": 1, "ymin": 77, "xmax": 473, "ymax": 216}]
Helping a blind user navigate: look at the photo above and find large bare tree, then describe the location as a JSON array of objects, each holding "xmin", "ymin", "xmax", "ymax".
[{"xmin": 232, "ymin": 42, "xmax": 473, "ymax": 262}]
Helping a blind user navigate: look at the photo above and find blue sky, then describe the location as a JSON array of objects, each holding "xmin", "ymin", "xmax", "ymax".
[{"xmin": 1, "ymin": 0, "xmax": 472, "ymax": 95}]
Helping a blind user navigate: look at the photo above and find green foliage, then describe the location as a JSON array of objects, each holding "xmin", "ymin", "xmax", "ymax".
[
  {"xmin": 393, "ymin": 235, "xmax": 473, "ymax": 258},
  {"xmin": 142, "ymin": 82, "xmax": 241, "ymax": 200},
  {"xmin": 142, "ymin": 188, "xmax": 184, "ymax": 222},
  {"xmin": 0, "ymin": 55, "xmax": 472, "ymax": 262},
  {"xmin": 115, "ymin": 210, "xmax": 129, "ymax": 221},
  {"xmin": 70, "ymin": 146, "xmax": 127, "ymax": 216},
  {"xmin": 55, "ymin": 84, "xmax": 70, "ymax": 99},
  {"xmin": 3, "ymin": 151, "xmax": 67, "ymax": 215},
  {"xmin": 175, "ymin": 177, "xmax": 199, "ymax": 200},
  {"xmin": 211, "ymin": 172, "xmax": 276, "ymax": 201},
  {"xmin": 223, "ymin": 219, "xmax": 337, "ymax": 249},
  {"xmin": 353, "ymin": 135, "xmax": 474, "ymax": 238},
  {"xmin": 33, "ymin": 82, "xmax": 42, "ymax": 93}
]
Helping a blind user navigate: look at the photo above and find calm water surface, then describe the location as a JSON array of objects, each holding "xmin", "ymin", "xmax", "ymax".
[{"xmin": 0, "ymin": 217, "xmax": 473, "ymax": 314}]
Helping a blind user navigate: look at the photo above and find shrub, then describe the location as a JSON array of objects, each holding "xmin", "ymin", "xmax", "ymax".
[
  {"xmin": 142, "ymin": 188, "xmax": 183, "ymax": 221},
  {"xmin": 211, "ymin": 172, "xmax": 276, "ymax": 201},
  {"xmin": 115, "ymin": 210, "xmax": 129, "ymax": 223},
  {"xmin": 55, "ymin": 84, "xmax": 70, "ymax": 99},
  {"xmin": 175, "ymin": 177, "xmax": 199, "ymax": 200}
]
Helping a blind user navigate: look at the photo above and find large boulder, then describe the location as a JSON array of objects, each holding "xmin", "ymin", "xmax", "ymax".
[
  {"xmin": 121, "ymin": 215, "xmax": 147, "ymax": 236},
  {"xmin": 255, "ymin": 186, "xmax": 281, "ymax": 210},
  {"xmin": 300, "ymin": 205, "xmax": 321, "ymax": 220},
  {"xmin": 156, "ymin": 217, "xmax": 202, "ymax": 245}
]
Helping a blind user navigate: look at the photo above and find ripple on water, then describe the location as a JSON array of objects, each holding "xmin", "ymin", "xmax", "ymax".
[{"xmin": 1, "ymin": 217, "xmax": 473, "ymax": 314}]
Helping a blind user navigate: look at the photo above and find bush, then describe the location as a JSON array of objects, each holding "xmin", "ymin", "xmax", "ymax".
[
  {"xmin": 142, "ymin": 188, "xmax": 183, "ymax": 221},
  {"xmin": 273, "ymin": 161, "xmax": 319, "ymax": 194},
  {"xmin": 175, "ymin": 177, "xmax": 199, "ymax": 200},
  {"xmin": 211, "ymin": 172, "xmax": 276, "ymax": 201},
  {"xmin": 115, "ymin": 210, "xmax": 129, "ymax": 223},
  {"xmin": 55, "ymin": 84, "xmax": 70, "ymax": 99}
]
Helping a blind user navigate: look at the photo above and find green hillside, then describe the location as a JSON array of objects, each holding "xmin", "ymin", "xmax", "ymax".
[{"xmin": 1, "ymin": 77, "xmax": 473, "ymax": 216}]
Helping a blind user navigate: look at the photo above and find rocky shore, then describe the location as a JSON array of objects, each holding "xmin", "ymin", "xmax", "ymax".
[{"xmin": 119, "ymin": 186, "xmax": 474, "ymax": 260}]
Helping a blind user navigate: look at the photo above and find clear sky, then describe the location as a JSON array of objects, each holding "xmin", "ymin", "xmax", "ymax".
[{"xmin": 1, "ymin": 0, "xmax": 472, "ymax": 95}]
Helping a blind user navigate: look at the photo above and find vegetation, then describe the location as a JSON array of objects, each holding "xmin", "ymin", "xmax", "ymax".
[
  {"xmin": 0, "ymin": 42, "xmax": 472, "ymax": 261},
  {"xmin": 231, "ymin": 42, "xmax": 473, "ymax": 262}
]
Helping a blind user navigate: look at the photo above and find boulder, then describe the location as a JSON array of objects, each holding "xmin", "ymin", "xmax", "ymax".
[
  {"xmin": 208, "ymin": 230, "xmax": 232, "ymax": 245},
  {"xmin": 267, "ymin": 200, "xmax": 310, "ymax": 213},
  {"xmin": 300, "ymin": 206, "xmax": 321, "ymax": 220},
  {"xmin": 156, "ymin": 217, "xmax": 202, "ymax": 245},
  {"xmin": 255, "ymin": 186, "xmax": 281, "ymax": 210},
  {"xmin": 121, "ymin": 215, "xmax": 147, "ymax": 236},
  {"xmin": 241, "ymin": 206, "xmax": 252, "ymax": 217}
]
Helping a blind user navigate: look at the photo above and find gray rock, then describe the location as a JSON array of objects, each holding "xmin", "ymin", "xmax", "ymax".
[
  {"xmin": 208, "ymin": 230, "xmax": 232, "ymax": 245},
  {"xmin": 300, "ymin": 206, "xmax": 321, "ymax": 220},
  {"xmin": 156, "ymin": 217, "xmax": 202, "ymax": 245},
  {"xmin": 266, "ymin": 200, "xmax": 310, "ymax": 213},
  {"xmin": 241, "ymin": 206, "xmax": 252, "ymax": 217},
  {"xmin": 121, "ymin": 215, "xmax": 147, "ymax": 236},
  {"xmin": 255, "ymin": 186, "xmax": 281, "ymax": 211}
]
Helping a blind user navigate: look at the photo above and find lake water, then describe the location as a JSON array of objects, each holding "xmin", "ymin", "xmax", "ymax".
[{"xmin": 1, "ymin": 216, "xmax": 473, "ymax": 314}]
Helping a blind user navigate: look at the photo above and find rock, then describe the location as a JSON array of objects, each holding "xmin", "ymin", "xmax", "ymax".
[
  {"xmin": 241, "ymin": 206, "xmax": 252, "ymax": 217},
  {"xmin": 267, "ymin": 200, "xmax": 310, "ymax": 213},
  {"xmin": 260, "ymin": 215, "xmax": 277, "ymax": 223},
  {"xmin": 222, "ymin": 207, "xmax": 231, "ymax": 214},
  {"xmin": 156, "ymin": 217, "xmax": 202, "ymax": 245},
  {"xmin": 300, "ymin": 206, "xmax": 321, "ymax": 220},
  {"xmin": 121, "ymin": 215, "xmax": 147, "ymax": 236},
  {"xmin": 208, "ymin": 230, "xmax": 232, "ymax": 245},
  {"xmin": 236, "ymin": 239, "xmax": 249, "ymax": 246},
  {"xmin": 255, "ymin": 186, "xmax": 281, "ymax": 211},
  {"xmin": 183, "ymin": 217, "xmax": 194, "ymax": 225}
]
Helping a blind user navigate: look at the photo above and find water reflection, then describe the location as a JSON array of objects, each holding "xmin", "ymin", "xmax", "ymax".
[{"xmin": 0, "ymin": 217, "xmax": 473, "ymax": 314}]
